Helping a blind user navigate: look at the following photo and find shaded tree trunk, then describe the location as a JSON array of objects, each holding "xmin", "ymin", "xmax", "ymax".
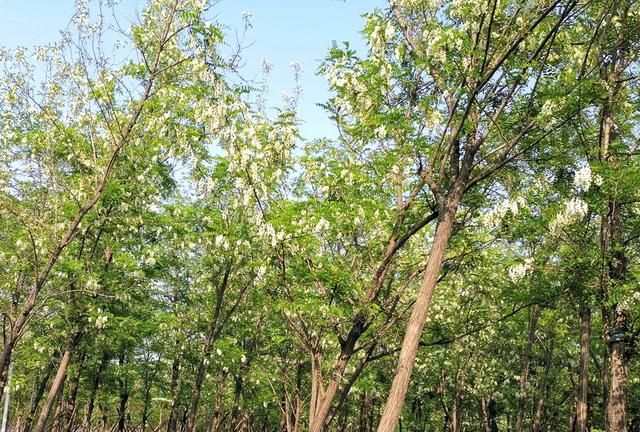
[
  {"xmin": 167, "ymin": 336, "xmax": 182, "ymax": 432},
  {"xmin": 117, "ymin": 352, "xmax": 129, "ymax": 432},
  {"xmin": 576, "ymin": 305, "xmax": 590, "ymax": 432},
  {"xmin": 532, "ymin": 335, "xmax": 554, "ymax": 432},
  {"xmin": 515, "ymin": 305, "xmax": 541, "ymax": 432},
  {"xmin": 80, "ymin": 352, "xmax": 107, "ymax": 432},
  {"xmin": 23, "ymin": 360, "xmax": 55, "ymax": 432}
]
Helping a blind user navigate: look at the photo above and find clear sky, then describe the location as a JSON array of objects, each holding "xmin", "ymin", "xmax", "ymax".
[{"xmin": 0, "ymin": 0, "xmax": 385, "ymax": 140}]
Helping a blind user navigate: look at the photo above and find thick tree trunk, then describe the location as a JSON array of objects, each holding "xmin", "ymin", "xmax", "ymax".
[
  {"xmin": 377, "ymin": 205, "xmax": 458, "ymax": 432},
  {"xmin": 575, "ymin": 305, "xmax": 590, "ymax": 432}
]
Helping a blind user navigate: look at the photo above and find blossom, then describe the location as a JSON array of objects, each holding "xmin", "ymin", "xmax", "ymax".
[
  {"xmin": 549, "ymin": 197, "xmax": 588, "ymax": 233},
  {"xmin": 573, "ymin": 165, "xmax": 592, "ymax": 191},
  {"xmin": 508, "ymin": 260, "xmax": 532, "ymax": 282},
  {"xmin": 375, "ymin": 125, "xmax": 387, "ymax": 139},
  {"xmin": 482, "ymin": 196, "xmax": 526, "ymax": 229},
  {"xmin": 314, "ymin": 218, "xmax": 330, "ymax": 234}
]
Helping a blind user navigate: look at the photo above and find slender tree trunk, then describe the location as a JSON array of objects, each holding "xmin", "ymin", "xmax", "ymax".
[
  {"xmin": 309, "ymin": 319, "xmax": 364, "ymax": 432},
  {"xmin": 575, "ymin": 305, "xmax": 590, "ymax": 432},
  {"xmin": 185, "ymin": 262, "xmax": 231, "ymax": 432},
  {"xmin": 81, "ymin": 352, "xmax": 107, "ymax": 432},
  {"xmin": 377, "ymin": 205, "xmax": 458, "ymax": 432},
  {"xmin": 481, "ymin": 398, "xmax": 498, "ymax": 432},
  {"xmin": 34, "ymin": 334, "xmax": 79, "ymax": 432},
  {"xmin": 602, "ymin": 306, "xmax": 611, "ymax": 431},
  {"xmin": 515, "ymin": 305, "xmax": 541, "ymax": 432},
  {"xmin": 142, "ymin": 379, "xmax": 152, "ymax": 432},
  {"xmin": 23, "ymin": 360, "xmax": 55, "ymax": 432},
  {"xmin": 117, "ymin": 352, "xmax": 129, "ymax": 432},
  {"xmin": 167, "ymin": 336, "xmax": 182, "ymax": 432},
  {"xmin": 532, "ymin": 336, "xmax": 554, "ymax": 432}
]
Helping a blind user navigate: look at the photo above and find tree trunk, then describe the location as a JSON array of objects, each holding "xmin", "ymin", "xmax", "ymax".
[
  {"xmin": 515, "ymin": 305, "xmax": 541, "ymax": 432},
  {"xmin": 117, "ymin": 352, "xmax": 129, "ymax": 432},
  {"xmin": 481, "ymin": 398, "xmax": 498, "ymax": 432},
  {"xmin": 607, "ymin": 314, "xmax": 627, "ymax": 432},
  {"xmin": 167, "ymin": 337, "xmax": 181, "ymax": 432},
  {"xmin": 185, "ymin": 262, "xmax": 231, "ymax": 432},
  {"xmin": 377, "ymin": 205, "xmax": 458, "ymax": 432},
  {"xmin": 80, "ymin": 352, "xmax": 107, "ymax": 432},
  {"xmin": 532, "ymin": 336, "xmax": 554, "ymax": 432},
  {"xmin": 576, "ymin": 305, "xmax": 590, "ymax": 432},
  {"xmin": 34, "ymin": 336, "xmax": 78, "ymax": 432},
  {"xmin": 23, "ymin": 360, "xmax": 55, "ymax": 432}
]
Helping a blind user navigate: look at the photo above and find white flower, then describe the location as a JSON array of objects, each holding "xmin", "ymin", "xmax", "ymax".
[
  {"xmin": 375, "ymin": 125, "xmax": 387, "ymax": 139},
  {"xmin": 574, "ymin": 165, "xmax": 592, "ymax": 191},
  {"xmin": 482, "ymin": 197, "xmax": 525, "ymax": 229},
  {"xmin": 240, "ymin": 354, "xmax": 247, "ymax": 364},
  {"xmin": 216, "ymin": 348, "xmax": 222, "ymax": 356},
  {"xmin": 549, "ymin": 197, "xmax": 589, "ymax": 233},
  {"xmin": 314, "ymin": 218, "xmax": 330, "ymax": 234},
  {"xmin": 593, "ymin": 174, "xmax": 603, "ymax": 187},
  {"xmin": 508, "ymin": 262, "xmax": 531, "ymax": 282}
]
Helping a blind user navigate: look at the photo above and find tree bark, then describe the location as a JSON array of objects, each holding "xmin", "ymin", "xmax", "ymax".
[
  {"xmin": 117, "ymin": 352, "xmax": 129, "ymax": 432},
  {"xmin": 166, "ymin": 350, "xmax": 181, "ymax": 432},
  {"xmin": 23, "ymin": 360, "xmax": 55, "ymax": 432},
  {"xmin": 185, "ymin": 261, "xmax": 231, "ymax": 432},
  {"xmin": 80, "ymin": 352, "xmax": 107, "ymax": 432},
  {"xmin": 576, "ymin": 304, "xmax": 590, "ymax": 432},
  {"xmin": 607, "ymin": 314, "xmax": 628, "ymax": 432},
  {"xmin": 377, "ymin": 204, "xmax": 458, "ymax": 432},
  {"xmin": 34, "ymin": 331, "xmax": 81, "ymax": 432},
  {"xmin": 532, "ymin": 335, "xmax": 554, "ymax": 432}
]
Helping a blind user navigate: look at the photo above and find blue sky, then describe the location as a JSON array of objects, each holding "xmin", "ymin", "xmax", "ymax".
[{"xmin": 0, "ymin": 0, "xmax": 385, "ymax": 140}]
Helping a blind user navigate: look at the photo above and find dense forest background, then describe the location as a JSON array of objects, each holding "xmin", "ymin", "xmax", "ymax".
[{"xmin": 0, "ymin": 0, "xmax": 639, "ymax": 431}]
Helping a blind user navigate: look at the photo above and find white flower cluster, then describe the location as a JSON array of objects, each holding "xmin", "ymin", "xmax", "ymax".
[
  {"xmin": 617, "ymin": 291, "xmax": 640, "ymax": 312},
  {"xmin": 482, "ymin": 196, "xmax": 526, "ymax": 229},
  {"xmin": 549, "ymin": 197, "xmax": 589, "ymax": 234},
  {"xmin": 573, "ymin": 164, "xmax": 603, "ymax": 192},
  {"xmin": 508, "ymin": 259, "xmax": 533, "ymax": 283},
  {"xmin": 375, "ymin": 125, "xmax": 387, "ymax": 139},
  {"xmin": 573, "ymin": 165, "xmax": 592, "ymax": 190}
]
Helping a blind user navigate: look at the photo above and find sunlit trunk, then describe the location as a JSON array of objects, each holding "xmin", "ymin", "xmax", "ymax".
[{"xmin": 377, "ymin": 204, "xmax": 458, "ymax": 431}]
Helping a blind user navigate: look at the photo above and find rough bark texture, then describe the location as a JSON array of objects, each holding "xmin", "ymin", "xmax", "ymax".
[
  {"xmin": 377, "ymin": 205, "xmax": 457, "ymax": 432},
  {"xmin": 34, "ymin": 345, "xmax": 74, "ymax": 432}
]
